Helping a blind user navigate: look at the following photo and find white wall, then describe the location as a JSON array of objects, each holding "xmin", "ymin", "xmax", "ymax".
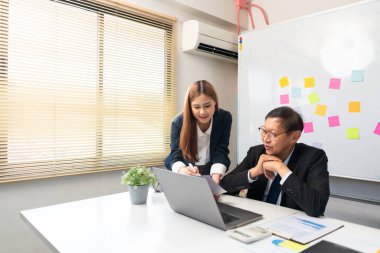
[{"xmin": 250, "ymin": 0, "xmax": 365, "ymax": 29}]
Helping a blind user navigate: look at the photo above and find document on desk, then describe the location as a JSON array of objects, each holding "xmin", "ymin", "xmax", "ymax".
[
  {"xmin": 257, "ymin": 214, "xmax": 344, "ymax": 244},
  {"xmin": 200, "ymin": 175, "xmax": 226, "ymax": 195}
]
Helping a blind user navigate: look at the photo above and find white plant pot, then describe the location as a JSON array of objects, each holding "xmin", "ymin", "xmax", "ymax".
[{"xmin": 128, "ymin": 185, "xmax": 150, "ymax": 205}]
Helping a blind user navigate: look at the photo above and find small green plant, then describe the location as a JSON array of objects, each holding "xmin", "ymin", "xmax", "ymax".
[{"xmin": 121, "ymin": 165, "xmax": 156, "ymax": 186}]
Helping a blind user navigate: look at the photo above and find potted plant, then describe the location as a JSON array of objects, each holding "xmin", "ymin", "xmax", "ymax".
[{"xmin": 121, "ymin": 165, "xmax": 156, "ymax": 205}]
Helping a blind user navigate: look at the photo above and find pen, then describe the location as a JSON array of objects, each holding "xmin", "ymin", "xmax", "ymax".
[{"xmin": 188, "ymin": 163, "xmax": 200, "ymax": 176}]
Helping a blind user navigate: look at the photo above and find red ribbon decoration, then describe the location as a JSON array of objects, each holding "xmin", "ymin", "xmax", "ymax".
[{"xmin": 235, "ymin": 0, "xmax": 269, "ymax": 33}]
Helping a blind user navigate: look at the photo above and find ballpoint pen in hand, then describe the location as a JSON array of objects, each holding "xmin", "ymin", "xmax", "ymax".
[{"xmin": 188, "ymin": 163, "xmax": 200, "ymax": 176}]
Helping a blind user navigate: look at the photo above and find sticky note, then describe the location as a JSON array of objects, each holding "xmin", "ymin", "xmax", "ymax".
[
  {"xmin": 308, "ymin": 92, "xmax": 320, "ymax": 104},
  {"xmin": 280, "ymin": 94, "xmax": 289, "ymax": 104},
  {"xmin": 304, "ymin": 77, "xmax": 315, "ymax": 88},
  {"xmin": 279, "ymin": 240, "xmax": 308, "ymax": 252},
  {"xmin": 315, "ymin": 104, "xmax": 327, "ymax": 116},
  {"xmin": 292, "ymin": 87, "xmax": 302, "ymax": 98},
  {"xmin": 349, "ymin": 101, "xmax": 361, "ymax": 113},
  {"xmin": 347, "ymin": 128, "xmax": 360, "ymax": 140},
  {"xmin": 329, "ymin": 78, "xmax": 341, "ymax": 90},
  {"xmin": 351, "ymin": 70, "xmax": 364, "ymax": 82},
  {"xmin": 304, "ymin": 122, "xmax": 314, "ymax": 133},
  {"xmin": 374, "ymin": 123, "xmax": 380, "ymax": 135},
  {"xmin": 279, "ymin": 77, "xmax": 289, "ymax": 88},
  {"xmin": 328, "ymin": 116, "xmax": 340, "ymax": 127}
]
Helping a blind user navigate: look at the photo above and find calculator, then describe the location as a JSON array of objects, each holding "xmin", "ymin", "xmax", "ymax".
[{"xmin": 228, "ymin": 226, "xmax": 272, "ymax": 243}]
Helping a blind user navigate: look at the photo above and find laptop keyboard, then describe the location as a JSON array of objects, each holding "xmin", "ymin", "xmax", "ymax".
[{"xmin": 220, "ymin": 211, "xmax": 239, "ymax": 224}]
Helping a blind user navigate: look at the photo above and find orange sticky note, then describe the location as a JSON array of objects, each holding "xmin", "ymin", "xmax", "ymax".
[
  {"xmin": 304, "ymin": 77, "xmax": 315, "ymax": 88},
  {"xmin": 315, "ymin": 104, "xmax": 327, "ymax": 116},
  {"xmin": 349, "ymin": 101, "xmax": 361, "ymax": 113},
  {"xmin": 279, "ymin": 77, "xmax": 289, "ymax": 88}
]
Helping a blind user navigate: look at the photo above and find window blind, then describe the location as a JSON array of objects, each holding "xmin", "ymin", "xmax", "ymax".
[{"xmin": 0, "ymin": 0, "xmax": 176, "ymax": 183}]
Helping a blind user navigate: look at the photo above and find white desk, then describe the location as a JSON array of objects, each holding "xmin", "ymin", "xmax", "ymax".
[{"xmin": 21, "ymin": 190, "xmax": 380, "ymax": 253}]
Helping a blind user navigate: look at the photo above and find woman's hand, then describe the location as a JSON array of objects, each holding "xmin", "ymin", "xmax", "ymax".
[
  {"xmin": 211, "ymin": 173, "xmax": 222, "ymax": 184},
  {"xmin": 178, "ymin": 165, "xmax": 200, "ymax": 176}
]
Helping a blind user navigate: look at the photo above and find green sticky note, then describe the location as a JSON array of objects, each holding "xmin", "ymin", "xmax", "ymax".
[
  {"xmin": 347, "ymin": 128, "xmax": 360, "ymax": 140},
  {"xmin": 308, "ymin": 92, "xmax": 320, "ymax": 104}
]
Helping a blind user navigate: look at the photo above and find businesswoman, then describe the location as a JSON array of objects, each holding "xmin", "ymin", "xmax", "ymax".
[{"xmin": 164, "ymin": 80, "xmax": 232, "ymax": 184}]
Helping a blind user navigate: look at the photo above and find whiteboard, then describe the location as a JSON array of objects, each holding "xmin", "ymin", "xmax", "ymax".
[{"xmin": 238, "ymin": 0, "xmax": 380, "ymax": 182}]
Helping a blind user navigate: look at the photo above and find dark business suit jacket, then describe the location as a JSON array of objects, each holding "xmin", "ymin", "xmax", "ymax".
[
  {"xmin": 164, "ymin": 109, "xmax": 232, "ymax": 173},
  {"xmin": 220, "ymin": 143, "xmax": 329, "ymax": 217}
]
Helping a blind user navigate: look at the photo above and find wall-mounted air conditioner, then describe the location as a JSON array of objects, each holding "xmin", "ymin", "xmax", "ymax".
[{"xmin": 182, "ymin": 20, "xmax": 238, "ymax": 64}]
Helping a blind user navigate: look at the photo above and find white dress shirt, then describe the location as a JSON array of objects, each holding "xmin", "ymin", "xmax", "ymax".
[{"xmin": 172, "ymin": 118, "xmax": 227, "ymax": 176}]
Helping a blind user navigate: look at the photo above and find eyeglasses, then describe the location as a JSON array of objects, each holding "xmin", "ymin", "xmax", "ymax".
[{"xmin": 258, "ymin": 126, "xmax": 288, "ymax": 139}]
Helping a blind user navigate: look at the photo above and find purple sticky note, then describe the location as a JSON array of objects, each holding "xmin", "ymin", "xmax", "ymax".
[
  {"xmin": 280, "ymin": 94, "xmax": 289, "ymax": 104},
  {"xmin": 304, "ymin": 122, "xmax": 314, "ymax": 133},
  {"xmin": 374, "ymin": 123, "xmax": 380, "ymax": 135},
  {"xmin": 328, "ymin": 116, "xmax": 340, "ymax": 127},
  {"xmin": 329, "ymin": 78, "xmax": 341, "ymax": 90}
]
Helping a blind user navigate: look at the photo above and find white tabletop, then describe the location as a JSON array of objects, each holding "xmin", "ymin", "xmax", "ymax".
[{"xmin": 21, "ymin": 189, "xmax": 380, "ymax": 253}]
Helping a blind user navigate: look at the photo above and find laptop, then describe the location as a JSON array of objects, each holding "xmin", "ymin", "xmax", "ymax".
[{"xmin": 152, "ymin": 167, "xmax": 262, "ymax": 231}]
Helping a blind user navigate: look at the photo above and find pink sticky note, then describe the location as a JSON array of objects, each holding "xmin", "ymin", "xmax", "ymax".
[
  {"xmin": 304, "ymin": 122, "xmax": 314, "ymax": 133},
  {"xmin": 329, "ymin": 78, "xmax": 341, "ymax": 90},
  {"xmin": 280, "ymin": 94, "xmax": 289, "ymax": 104},
  {"xmin": 374, "ymin": 123, "xmax": 380, "ymax": 135},
  {"xmin": 328, "ymin": 116, "xmax": 340, "ymax": 127}
]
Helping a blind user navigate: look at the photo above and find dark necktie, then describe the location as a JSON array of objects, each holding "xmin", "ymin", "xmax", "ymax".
[{"xmin": 265, "ymin": 174, "xmax": 281, "ymax": 204}]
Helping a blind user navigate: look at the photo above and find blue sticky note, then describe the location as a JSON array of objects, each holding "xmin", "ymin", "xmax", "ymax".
[
  {"xmin": 292, "ymin": 87, "xmax": 302, "ymax": 98},
  {"xmin": 351, "ymin": 70, "xmax": 364, "ymax": 82}
]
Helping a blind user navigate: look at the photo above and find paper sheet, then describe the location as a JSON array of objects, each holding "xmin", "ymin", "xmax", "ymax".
[{"xmin": 257, "ymin": 214, "xmax": 344, "ymax": 244}]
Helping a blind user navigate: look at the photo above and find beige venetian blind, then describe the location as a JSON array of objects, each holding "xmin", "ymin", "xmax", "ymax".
[{"xmin": 0, "ymin": 0, "xmax": 176, "ymax": 183}]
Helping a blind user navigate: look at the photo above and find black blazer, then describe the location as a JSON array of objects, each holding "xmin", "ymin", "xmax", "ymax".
[
  {"xmin": 220, "ymin": 143, "xmax": 330, "ymax": 217},
  {"xmin": 164, "ymin": 109, "xmax": 232, "ymax": 172}
]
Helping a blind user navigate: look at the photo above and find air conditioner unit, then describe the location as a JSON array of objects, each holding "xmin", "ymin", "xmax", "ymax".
[{"xmin": 182, "ymin": 20, "xmax": 238, "ymax": 64}]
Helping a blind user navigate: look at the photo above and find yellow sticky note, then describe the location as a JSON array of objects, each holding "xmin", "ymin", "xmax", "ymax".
[
  {"xmin": 308, "ymin": 92, "xmax": 320, "ymax": 104},
  {"xmin": 304, "ymin": 77, "xmax": 315, "ymax": 88},
  {"xmin": 349, "ymin": 101, "xmax": 361, "ymax": 113},
  {"xmin": 279, "ymin": 77, "xmax": 289, "ymax": 88},
  {"xmin": 280, "ymin": 240, "xmax": 308, "ymax": 252},
  {"xmin": 347, "ymin": 128, "xmax": 360, "ymax": 140},
  {"xmin": 315, "ymin": 104, "xmax": 327, "ymax": 116}
]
